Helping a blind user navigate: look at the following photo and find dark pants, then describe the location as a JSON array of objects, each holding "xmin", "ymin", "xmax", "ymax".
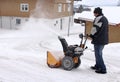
[{"xmin": 94, "ymin": 44, "xmax": 106, "ymax": 71}]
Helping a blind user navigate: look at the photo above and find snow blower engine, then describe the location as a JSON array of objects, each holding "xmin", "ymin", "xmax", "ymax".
[{"xmin": 47, "ymin": 33, "xmax": 88, "ymax": 71}]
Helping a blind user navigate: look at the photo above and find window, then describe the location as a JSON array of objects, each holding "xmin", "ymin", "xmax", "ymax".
[
  {"xmin": 16, "ymin": 19, "xmax": 21, "ymax": 25},
  {"xmin": 68, "ymin": 4, "xmax": 71, "ymax": 12},
  {"xmin": 20, "ymin": 3, "xmax": 29, "ymax": 12},
  {"xmin": 58, "ymin": 4, "xmax": 62, "ymax": 12}
]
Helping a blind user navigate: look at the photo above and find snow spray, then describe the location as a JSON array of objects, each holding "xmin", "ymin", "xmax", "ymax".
[{"xmin": 29, "ymin": 0, "xmax": 62, "ymax": 38}]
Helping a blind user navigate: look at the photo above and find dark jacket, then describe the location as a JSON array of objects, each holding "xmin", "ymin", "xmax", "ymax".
[{"xmin": 90, "ymin": 15, "xmax": 109, "ymax": 45}]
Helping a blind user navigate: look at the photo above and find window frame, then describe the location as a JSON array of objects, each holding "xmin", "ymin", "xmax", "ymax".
[
  {"xmin": 67, "ymin": 4, "xmax": 71, "ymax": 12},
  {"xmin": 20, "ymin": 3, "xmax": 29, "ymax": 12},
  {"xmin": 16, "ymin": 19, "xmax": 21, "ymax": 25},
  {"xmin": 58, "ymin": 3, "xmax": 62, "ymax": 12}
]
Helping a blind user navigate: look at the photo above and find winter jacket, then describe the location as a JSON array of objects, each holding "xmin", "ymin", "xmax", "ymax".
[{"xmin": 90, "ymin": 15, "xmax": 109, "ymax": 45}]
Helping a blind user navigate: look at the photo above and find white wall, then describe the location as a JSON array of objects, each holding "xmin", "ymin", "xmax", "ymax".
[
  {"xmin": 40, "ymin": 16, "xmax": 73, "ymax": 36},
  {"xmin": 0, "ymin": 16, "xmax": 11, "ymax": 29},
  {"xmin": 0, "ymin": 17, "xmax": 1, "ymax": 28},
  {"xmin": 0, "ymin": 16, "xmax": 28, "ymax": 29},
  {"xmin": 51, "ymin": 16, "xmax": 73, "ymax": 30}
]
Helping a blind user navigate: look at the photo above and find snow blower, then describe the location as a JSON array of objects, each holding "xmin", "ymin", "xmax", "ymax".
[{"xmin": 47, "ymin": 33, "xmax": 88, "ymax": 70}]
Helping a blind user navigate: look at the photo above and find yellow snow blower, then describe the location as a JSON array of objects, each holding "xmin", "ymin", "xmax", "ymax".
[{"xmin": 47, "ymin": 34, "xmax": 88, "ymax": 70}]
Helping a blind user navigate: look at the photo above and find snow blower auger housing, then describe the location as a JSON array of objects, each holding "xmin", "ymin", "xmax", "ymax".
[{"xmin": 47, "ymin": 33, "xmax": 88, "ymax": 70}]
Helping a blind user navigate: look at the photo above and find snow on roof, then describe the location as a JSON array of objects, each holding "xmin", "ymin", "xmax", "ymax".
[
  {"xmin": 74, "ymin": 0, "xmax": 119, "ymax": 6},
  {"xmin": 74, "ymin": 6, "xmax": 120, "ymax": 24}
]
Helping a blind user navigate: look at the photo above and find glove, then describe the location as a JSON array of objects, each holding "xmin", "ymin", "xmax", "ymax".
[{"xmin": 89, "ymin": 34, "xmax": 94, "ymax": 38}]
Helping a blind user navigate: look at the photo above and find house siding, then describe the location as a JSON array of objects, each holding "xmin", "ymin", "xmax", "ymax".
[
  {"xmin": 32, "ymin": 0, "xmax": 74, "ymax": 18},
  {"xmin": 0, "ymin": 0, "xmax": 37, "ymax": 17}
]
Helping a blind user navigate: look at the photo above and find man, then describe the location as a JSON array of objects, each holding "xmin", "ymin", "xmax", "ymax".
[{"xmin": 89, "ymin": 7, "xmax": 109, "ymax": 74}]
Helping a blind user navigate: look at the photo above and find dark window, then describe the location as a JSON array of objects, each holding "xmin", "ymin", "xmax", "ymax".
[{"xmin": 16, "ymin": 19, "xmax": 21, "ymax": 24}]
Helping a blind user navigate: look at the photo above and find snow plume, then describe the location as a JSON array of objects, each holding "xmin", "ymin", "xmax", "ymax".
[
  {"xmin": 11, "ymin": 0, "xmax": 63, "ymax": 51},
  {"xmin": 31, "ymin": 0, "xmax": 53, "ymax": 18},
  {"xmin": 0, "ymin": 18, "xmax": 62, "ymax": 52},
  {"xmin": 19, "ymin": 18, "xmax": 61, "ymax": 39},
  {"xmin": 24, "ymin": 0, "xmax": 61, "ymax": 39}
]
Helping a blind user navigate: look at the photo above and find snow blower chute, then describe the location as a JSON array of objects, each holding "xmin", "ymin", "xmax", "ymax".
[{"xmin": 47, "ymin": 33, "xmax": 88, "ymax": 70}]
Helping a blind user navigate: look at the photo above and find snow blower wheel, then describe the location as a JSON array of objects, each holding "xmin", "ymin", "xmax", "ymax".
[{"xmin": 61, "ymin": 56, "xmax": 74, "ymax": 71}]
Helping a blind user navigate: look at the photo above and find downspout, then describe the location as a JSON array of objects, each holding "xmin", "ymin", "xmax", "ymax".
[
  {"xmin": 10, "ymin": 17, "xmax": 12, "ymax": 29},
  {"xmin": 0, "ymin": 4, "xmax": 2, "ymax": 28},
  {"xmin": 60, "ymin": 18, "xmax": 62, "ymax": 30},
  {"xmin": 67, "ymin": 2, "xmax": 72, "ymax": 36}
]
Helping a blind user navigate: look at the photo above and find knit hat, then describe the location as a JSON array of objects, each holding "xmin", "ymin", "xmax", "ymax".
[{"xmin": 94, "ymin": 7, "xmax": 103, "ymax": 15}]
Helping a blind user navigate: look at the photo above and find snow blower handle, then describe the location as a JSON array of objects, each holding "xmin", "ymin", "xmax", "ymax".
[
  {"xmin": 79, "ymin": 33, "xmax": 89, "ymax": 38},
  {"xmin": 79, "ymin": 33, "xmax": 89, "ymax": 50}
]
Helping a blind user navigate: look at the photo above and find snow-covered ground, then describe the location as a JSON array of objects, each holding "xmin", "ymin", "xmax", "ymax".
[{"xmin": 0, "ymin": 7, "xmax": 120, "ymax": 82}]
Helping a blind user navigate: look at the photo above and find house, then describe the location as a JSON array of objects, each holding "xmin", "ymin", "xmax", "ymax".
[
  {"xmin": 0, "ymin": 0, "xmax": 37, "ymax": 29},
  {"xmin": 32, "ymin": 0, "xmax": 74, "ymax": 18},
  {"xmin": 0, "ymin": 0, "xmax": 74, "ymax": 29},
  {"xmin": 32, "ymin": 0, "xmax": 74, "ymax": 30}
]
